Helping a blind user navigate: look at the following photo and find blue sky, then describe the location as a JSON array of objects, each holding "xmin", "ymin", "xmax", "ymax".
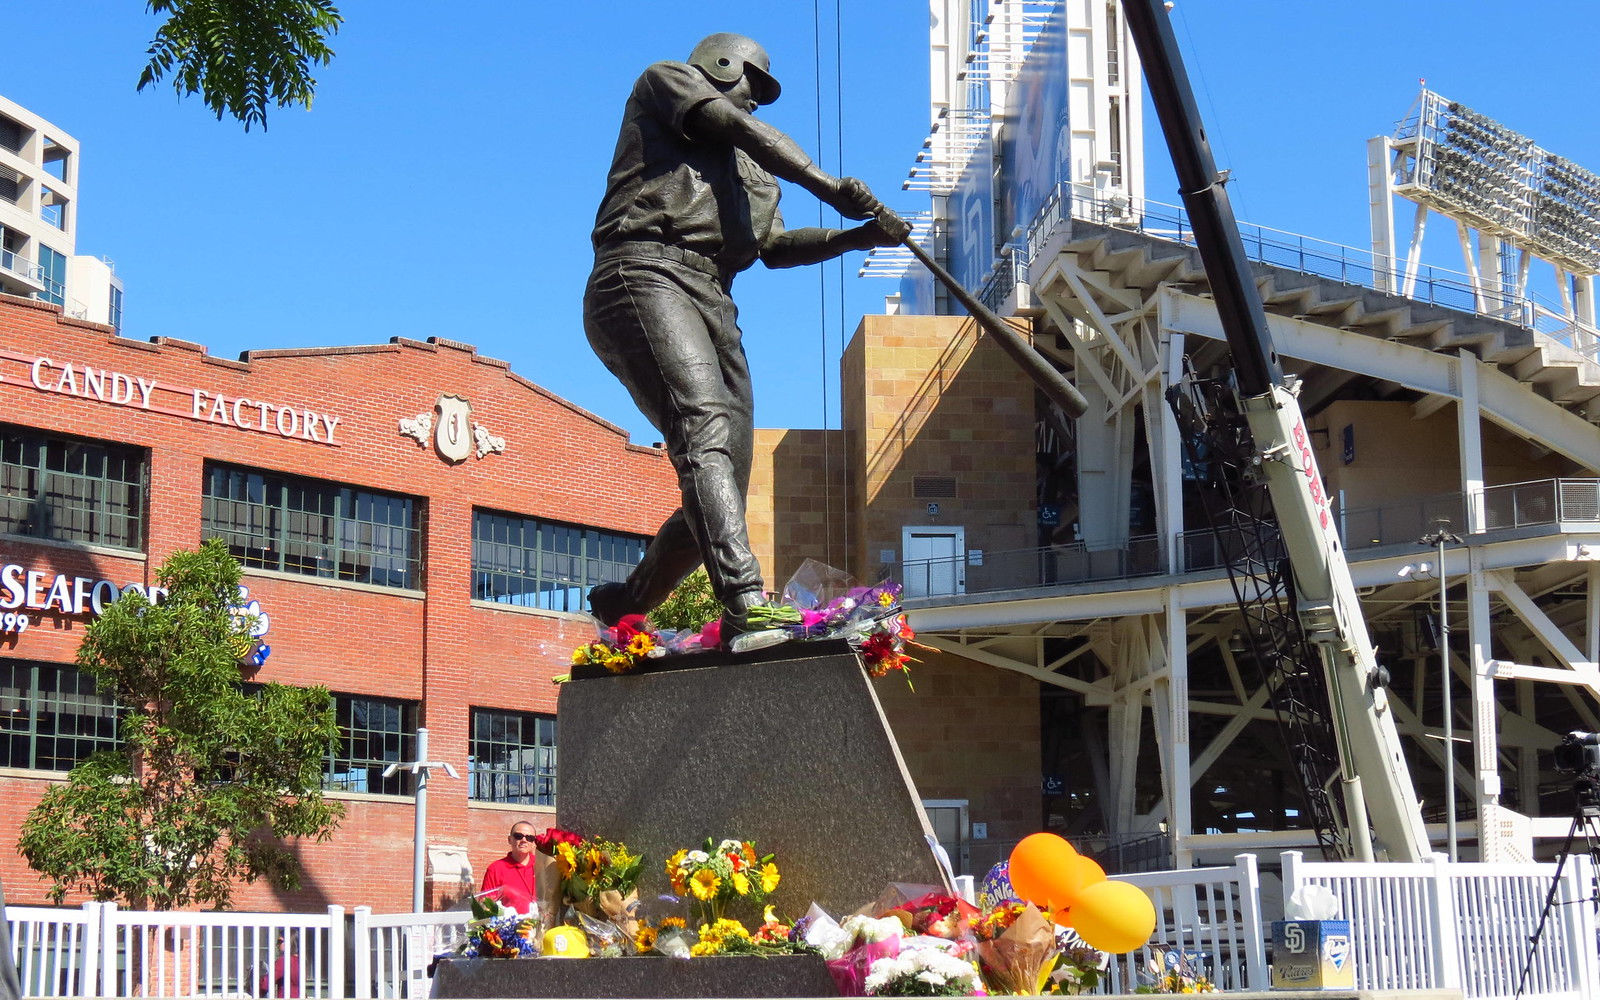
[{"xmin": 5, "ymin": 2, "xmax": 1598, "ymax": 444}]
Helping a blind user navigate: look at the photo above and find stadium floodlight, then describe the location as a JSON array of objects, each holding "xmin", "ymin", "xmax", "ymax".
[{"xmin": 1399, "ymin": 89, "xmax": 1600, "ymax": 274}]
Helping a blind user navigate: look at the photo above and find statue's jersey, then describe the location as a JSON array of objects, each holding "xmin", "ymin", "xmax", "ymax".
[{"xmin": 590, "ymin": 61, "xmax": 784, "ymax": 277}]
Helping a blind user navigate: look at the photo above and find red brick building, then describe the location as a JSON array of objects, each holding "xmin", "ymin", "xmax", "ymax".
[{"xmin": 0, "ymin": 293, "xmax": 679, "ymax": 913}]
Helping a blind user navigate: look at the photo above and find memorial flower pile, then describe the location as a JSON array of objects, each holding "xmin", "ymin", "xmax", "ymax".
[
  {"xmin": 568, "ymin": 561, "xmax": 926, "ymax": 683},
  {"xmin": 666, "ymin": 837, "xmax": 780, "ymax": 924},
  {"xmin": 971, "ymin": 901, "xmax": 1057, "ymax": 995},
  {"xmin": 571, "ymin": 614, "xmax": 662, "ymax": 674}
]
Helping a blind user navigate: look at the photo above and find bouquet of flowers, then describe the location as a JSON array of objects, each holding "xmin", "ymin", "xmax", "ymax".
[
  {"xmin": 1136, "ymin": 946, "xmax": 1217, "ymax": 994},
  {"xmin": 864, "ymin": 943, "xmax": 981, "ymax": 997},
  {"xmin": 1047, "ymin": 944, "xmax": 1106, "ymax": 996},
  {"xmin": 460, "ymin": 898, "xmax": 539, "ymax": 959},
  {"xmin": 899, "ymin": 892, "xmax": 978, "ymax": 947},
  {"xmin": 973, "ymin": 902, "xmax": 1057, "ymax": 995},
  {"xmin": 571, "ymin": 614, "xmax": 662, "ymax": 674},
  {"xmin": 666, "ymin": 837, "xmax": 780, "ymax": 924},
  {"xmin": 531, "ymin": 826, "xmax": 581, "ymax": 920},
  {"xmin": 555, "ymin": 835, "xmax": 644, "ymax": 938}
]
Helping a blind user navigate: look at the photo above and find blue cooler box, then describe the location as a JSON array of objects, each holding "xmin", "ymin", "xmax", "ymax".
[{"xmin": 1271, "ymin": 919, "xmax": 1354, "ymax": 989}]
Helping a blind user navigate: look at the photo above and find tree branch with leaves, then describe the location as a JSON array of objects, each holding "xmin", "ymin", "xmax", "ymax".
[
  {"xmin": 138, "ymin": 0, "xmax": 344, "ymax": 132},
  {"xmin": 19, "ymin": 539, "xmax": 344, "ymax": 910}
]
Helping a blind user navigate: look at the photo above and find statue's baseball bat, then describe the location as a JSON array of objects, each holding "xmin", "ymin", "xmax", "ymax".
[{"xmin": 900, "ymin": 236, "xmax": 1089, "ymax": 419}]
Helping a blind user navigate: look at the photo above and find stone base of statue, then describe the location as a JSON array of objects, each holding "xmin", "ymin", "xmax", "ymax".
[
  {"xmin": 429, "ymin": 953, "xmax": 836, "ymax": 998},
  {"xmin": 556, "ymin": 640, "xmax": 950, "ymax": 916}
]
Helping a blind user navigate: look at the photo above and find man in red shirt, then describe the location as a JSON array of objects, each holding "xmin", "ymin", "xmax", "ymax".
[{"xmin": 479, "ymin": 821, "xmax": 539, "ymax": 914}]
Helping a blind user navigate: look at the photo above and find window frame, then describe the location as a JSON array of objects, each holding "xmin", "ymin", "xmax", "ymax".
[
  {"xmin": 0, "ymin": 423, "xmax": 147, "ymax": 551},
  {"xmin": 468, "ymin": 706, "xmax": 557, "ymax": 807},
  {"xmin": 0, "ymin": 659, "xmax": 121, "ymax": 772},
  {"xmin": 471, "ymin": 507, "xmax": 646, "ymax": 613},
  {"xmin": 324, "ymin": 692, "xmax": 417, "ymax": 796},
  {"xmin": 201, "ymin": 462, "xmax": 423, "ymax": 590}
]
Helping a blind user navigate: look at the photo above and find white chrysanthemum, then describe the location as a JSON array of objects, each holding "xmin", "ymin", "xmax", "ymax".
[{"xmin": 686, "ymin": 850, "xmax": 709, "ymax": 864}]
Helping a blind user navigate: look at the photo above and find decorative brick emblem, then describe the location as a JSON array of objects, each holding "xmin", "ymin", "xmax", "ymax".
[{"xmin": 399, "ymin": 394, "xmax": 506, "ymax": 463}]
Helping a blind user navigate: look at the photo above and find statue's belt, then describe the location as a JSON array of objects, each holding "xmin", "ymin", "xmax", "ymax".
[{"xmin": 596, "ymin": 241, "xmax": 723, "ymax": 281}]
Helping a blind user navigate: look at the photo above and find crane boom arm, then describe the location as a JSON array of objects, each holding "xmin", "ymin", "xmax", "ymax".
[{"xmin": 1120, "ymin": 0, "xmax": 1430, "ymax": 861}]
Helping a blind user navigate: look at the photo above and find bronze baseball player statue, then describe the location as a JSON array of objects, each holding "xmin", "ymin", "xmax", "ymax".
[{"xmin": 584, "ymin": 33, "xmax": 907, "ymax": 648}]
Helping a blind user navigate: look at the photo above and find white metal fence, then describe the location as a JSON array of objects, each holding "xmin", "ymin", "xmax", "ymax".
[
  {"xmin": 350, "ymin": 908, "xmax": 470, "ymax": 1000},
  {"xmin": 1101, "ymin": 853, "xmax": 1268, "ymax": 993},
  {"xmin": 1283, "ymin": 850, "xmax": 1600, "ymax": 1000}
]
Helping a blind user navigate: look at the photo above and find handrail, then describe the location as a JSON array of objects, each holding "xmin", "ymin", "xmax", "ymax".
[
  {"xmin": 899, "ymin": 478, "xmax": 1600, "ymax": 602},
  {"xmin": 987, "ymin": 183, "xmax": 1600, "ymax": 360}
]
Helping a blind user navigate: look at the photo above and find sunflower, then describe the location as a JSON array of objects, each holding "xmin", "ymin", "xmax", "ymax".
[
  {"xmin": 626, "ymin": 631, "xmax": 656, "ymax": 657},
  {"xmin": 665, "ymin": 848, "xmax": 687, "ymax": 876},
  {"xmin": 759, "ymin": 862, "xmax": 781, "ymax": 893},
  {"xmin": 690, "ymin": 868, "xmax": 721, "ymax": 901},
  {"xmin": 731, "ymin": 870, "xmax": 750, "ymax": 896},
  {"xmin": 660, "ymin": 916, "xmax": 687, "ymax": 931},
  {"xmin": 555, "ymin": 841, "xmax": 578, "ymax": 878},
  {"xmin": 571, "ymin": 645, "xmax": 591, "ymax": 665},
  {"xmin": 634, "ymin": 925, "xmax": 658, "ymax": 953},
  {"xmin": 584, "ymin": 846, "xmax": 604, "ymax": 875}
]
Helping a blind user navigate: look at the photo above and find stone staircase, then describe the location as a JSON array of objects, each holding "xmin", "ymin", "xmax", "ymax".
[{"xmin": 1037, "ymin": 219, "xmax": 1600, "ymax": 421}]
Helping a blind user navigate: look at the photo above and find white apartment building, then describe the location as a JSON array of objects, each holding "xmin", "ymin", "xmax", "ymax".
[{"xmin": 0, "ymin": 94, "xmax": 122, "ymax": 330}]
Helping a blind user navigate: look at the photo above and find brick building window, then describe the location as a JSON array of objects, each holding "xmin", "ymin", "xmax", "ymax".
[
  {"xmin": 325, "ymin": 693, "xmax": 416, "ymax": 796},
  {"xmin": 472, "ymin": 509, "xmax": 646, "ymax": 613},
  {"xmin": 468, "ymin": 708, "xmax": 556, "ymax": 806},
  {"xmin": 202, "ymin": 463, "xmax": 421, "ymax": 589},
  {"xmin": 0, "ymin": 425, "xmax": 146, "ymax": 550},
  {"xmin": 0, "ymin": 659, "xmax": 120, "ymax": 771}
]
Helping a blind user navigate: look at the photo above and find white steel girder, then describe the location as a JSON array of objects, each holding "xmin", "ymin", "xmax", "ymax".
[{"xmin": 1162, "ymin": 288, "xmax": 1600, "ymax": 473}]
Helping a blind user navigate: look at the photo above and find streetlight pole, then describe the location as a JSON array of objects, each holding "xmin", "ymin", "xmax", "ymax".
[
  {"xmin": 383, "ymin": 727, "xmax": 460, "ymax": 913},
  {"xmin": 1420, "ymin": 519, "xmax": 1464, "ymax": 861}
]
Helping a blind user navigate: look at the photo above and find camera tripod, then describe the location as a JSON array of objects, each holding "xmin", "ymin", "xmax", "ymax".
[{"xmin": 1515, "ymin": 782, "xmax": 1600, "ymax": 999}]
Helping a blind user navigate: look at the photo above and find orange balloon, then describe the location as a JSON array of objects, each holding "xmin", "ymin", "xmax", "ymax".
[
  {"xmin": 1071, "ymin": 880, "xmax": 1156, "ymax": 954},
  {"xmin": 1008, "ymin": 834, "xmax": 1077, "ymax": 910}
]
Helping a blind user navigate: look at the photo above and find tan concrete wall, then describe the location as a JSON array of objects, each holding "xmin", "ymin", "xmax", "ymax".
[
  {"xmin": 1310, "ymin": 399, "xmax": 1575, "ymax": 514},
  {"xmin": 846, "ymin": 313, "xmax": 1037, "ymax": 583},
  {"xmin": 748, "ymin": 427, "xmax": 849, "ymax": 594}
]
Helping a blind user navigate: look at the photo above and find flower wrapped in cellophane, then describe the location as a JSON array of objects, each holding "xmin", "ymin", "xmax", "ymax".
[
  {"xmin": 558, "ymin": 835, "xmax": 643, "ymax": 933},
  {"xmin": 863, "ymin": 941, "xmax": 981, "ymax": 997},
  {"xmin": 780, "ymin": 560, "xmax": 921, "ymax": 683},
  {"xmin": 665, "ymin": 837, "xmax": 781, "ymax": 925},
  {"xmin": 973, "ymin": 901, "xmax": 1058, "ymax": 995},
  {"xmin": 459, "ymin": 897, "xmax": 540, "ymax": 959}
]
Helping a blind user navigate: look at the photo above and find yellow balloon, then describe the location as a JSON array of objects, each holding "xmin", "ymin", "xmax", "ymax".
[{"xmin": 1070, "ymin": 880, "xmax": 1156, "ymax": 954}]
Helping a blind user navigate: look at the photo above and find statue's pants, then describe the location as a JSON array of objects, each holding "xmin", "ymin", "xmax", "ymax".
[{"xmin": 583, "ymin": 249, "xmax": 764, "ymax": 613}]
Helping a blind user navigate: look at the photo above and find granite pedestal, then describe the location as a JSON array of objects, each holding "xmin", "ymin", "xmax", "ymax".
[
  {"xmin": 429, "ymin": 954, "xmax": 836, "ymax": 998},
  {"xmin": 556, "ymin": 641, "xmax": 949, "ymax": 916}
]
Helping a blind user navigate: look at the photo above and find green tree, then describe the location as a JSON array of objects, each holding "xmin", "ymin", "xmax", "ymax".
[
  {"xmin": 19, "ymin": 539, "xmax": 344, "ymax": 910},
  {"xmin": 647, "ymin": 568, "xmax": 724, "ymax": 632},
  {"xmin": 137, "ymin": 0, "xmax": 344, "ymax": 132}
]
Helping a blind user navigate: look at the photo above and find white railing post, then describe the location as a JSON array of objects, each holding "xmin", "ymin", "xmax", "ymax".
[
  {"xmin": 1280, "ymin": 850, "xmax": 1303, "ymax": 897},
  {"xmin": 97, "ymin": 902, "xmax": 116, "ymax": 1000},
  {"xmin": 327, "ymin": 905, "xmax": 347, "ymax": 1000},
  {"xmin": 351, "ymin": 907, "xmax": 371, "ymax": 1000},
  {"xmin": 1234, "ymin": 853, "xmax": 1268, "ymax": 989},
  {"xmin": 81, "ymin": 901, "xmax": 102, "ymax": 999},
  {"xmin": 1426, "ymin": 854, "xmax": 1463, "ymax": 990},
  {"xmin": 1566, "ymin": 855, "xmax": 1598, "ymax": 999}
]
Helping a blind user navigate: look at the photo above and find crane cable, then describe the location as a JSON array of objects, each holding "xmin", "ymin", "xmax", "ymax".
[{"xmin": 812, "ymin": 0, "xmax": 848, "ymax": 571}]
